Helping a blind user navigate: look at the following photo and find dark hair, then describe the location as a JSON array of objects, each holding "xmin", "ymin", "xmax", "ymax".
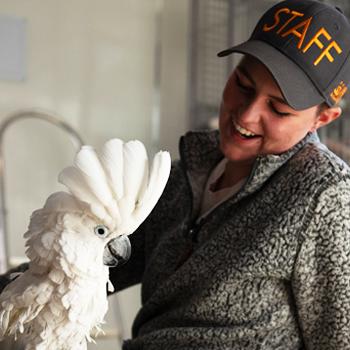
[{"xmin": 316, "ymin": 102, "xmax": 330, "ymax": 116}]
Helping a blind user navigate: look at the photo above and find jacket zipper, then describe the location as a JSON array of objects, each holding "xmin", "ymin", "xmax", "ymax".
[
  {"xmin": 180, "ymin": 149, "xmax": 263, "ymax": 243},
  {"xmin": 178, "ymin": 138, "xmax": 263, "ymax": 266}
]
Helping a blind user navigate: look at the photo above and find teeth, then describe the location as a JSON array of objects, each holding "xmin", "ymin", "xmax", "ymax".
[{"xmin": 233, "ymin": 120, "xmax": 256, "ymax": 137}]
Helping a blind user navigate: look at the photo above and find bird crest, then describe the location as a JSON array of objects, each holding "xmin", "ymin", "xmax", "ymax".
[{"xmin": 58, "ymin": 138, "xmax": 171, "ymax": 235}]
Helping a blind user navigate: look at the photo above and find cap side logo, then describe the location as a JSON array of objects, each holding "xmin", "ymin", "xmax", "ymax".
[
  {"xmin": 330, "ymin": 80, "xmax": 348, "ymax": 103},
  {"xmin": 263, "ymin": 7, "xmax": 342, "ymax": 66}
]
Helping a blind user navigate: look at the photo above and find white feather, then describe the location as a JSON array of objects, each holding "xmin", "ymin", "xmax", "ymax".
[
  {"xmin": 99, "ymin": 138, "xmax": 124, "ymax": 200},
  {"xmin": 122, "ymin": 140, "xmax": 149, "ymax": 202},
  {"xmin": 74, "ymin": 146, "xmax": 112, "ymax": 204},
  {"xmin": 0, "ymin": 137, "xmax": 171, "ymax": 349},
  {"xmin": 74, "ymin": 146, "xmax": 120, "ymax": 222},
  {"xmin": 58, "ymin": 167, "xmax": 109, "ymax": 221},
  {"xmin": 118, "ymin": 140, "xmax": 149, "ymax": 220},
  {"xmin": 132, "ymin": 151, "xmax": 171, "ymax": 229}
]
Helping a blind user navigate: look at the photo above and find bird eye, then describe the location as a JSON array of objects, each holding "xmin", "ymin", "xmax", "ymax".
[{"xmin": 94, "ymin": 225, "xmax": 109, "ymax": 238}]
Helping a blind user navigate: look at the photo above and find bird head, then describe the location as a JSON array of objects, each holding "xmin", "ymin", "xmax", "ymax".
[
  {"xmin": 56, "ymin": 138, "xmax": 171, "ymax": 267},
  {"xmin": 28, "ymin": 191, "xmax": 130, "ymax": 271}
]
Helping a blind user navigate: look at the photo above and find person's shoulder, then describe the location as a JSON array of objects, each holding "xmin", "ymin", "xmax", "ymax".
[{"xmin": 292, "ymin": 140, "xmax": 350, "ymax": 182}]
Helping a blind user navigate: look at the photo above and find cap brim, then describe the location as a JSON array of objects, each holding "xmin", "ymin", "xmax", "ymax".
[{"xmin": 218, "ymin": 40, "xmax": 324, "ymax": 110}]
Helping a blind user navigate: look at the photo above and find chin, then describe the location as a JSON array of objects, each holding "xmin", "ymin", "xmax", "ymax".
[{"xmin": 220, "ymin": 144, "xmax": 256, "ymax": 163}]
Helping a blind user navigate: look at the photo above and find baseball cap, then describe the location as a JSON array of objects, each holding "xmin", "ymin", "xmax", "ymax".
[{"xmin": 218, "ymin": 0, "xmax": 350, "ymax": 110}]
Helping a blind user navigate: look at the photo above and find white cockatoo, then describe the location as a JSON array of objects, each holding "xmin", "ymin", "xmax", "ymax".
[{"xmin": 0, "ymin": 138, "xmax": 171, "ymax": 350}]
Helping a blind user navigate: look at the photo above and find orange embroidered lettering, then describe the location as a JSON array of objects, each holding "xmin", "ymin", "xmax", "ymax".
[
  {"xmin": 263, "ymin": 8, "xmax": 290, "ymax": 32},
  {"xmin": 302, "ymin": 27, "xmax": 331, "ymax": 53},
  {"xmin": 262, "ymin": 7, "xmax": 343, "ymax": 66},
  {"xmin": 330, "ymin": 81, "xmax": 348, "ymax": 103},
  {"xmin": 281, "ymin": 17, "xmax": 312, "ymax": 49},
  {"xmin": 277, "ymin": 10, "xmax": 304, "ymax": 34},
  {"xmin": 314, "ymin": 40, "xmax": 342, "ymax": 65}
]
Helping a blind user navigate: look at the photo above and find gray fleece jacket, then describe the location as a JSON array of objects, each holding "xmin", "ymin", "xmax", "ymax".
[
  {"xmin": 1, "ymin": 130, "xmax": 349, "ymax": 349},
  {"xmin": 110, "ymin": 130, "xmax": 350, "ymax": 350}
]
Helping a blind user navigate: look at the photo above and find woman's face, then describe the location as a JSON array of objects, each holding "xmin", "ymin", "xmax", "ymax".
[{"xmin": 219, "ymin": 55, "xmax": 322, "ymax": 164}]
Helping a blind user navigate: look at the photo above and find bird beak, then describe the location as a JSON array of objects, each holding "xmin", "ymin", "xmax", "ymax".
[{"xmin": 103, "ymin": 234, "xmax": 131, "ymax": 267}]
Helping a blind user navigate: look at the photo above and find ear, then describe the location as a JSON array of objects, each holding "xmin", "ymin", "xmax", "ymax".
[{"xmin": 311, "ymin": 106, "xmax": 342, "ymax": 131}]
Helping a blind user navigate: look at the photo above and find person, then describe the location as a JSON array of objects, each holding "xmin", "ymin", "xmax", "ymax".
[{"xmin": 1, "ymin": 0, "xmax": 350, "ymax": 349}]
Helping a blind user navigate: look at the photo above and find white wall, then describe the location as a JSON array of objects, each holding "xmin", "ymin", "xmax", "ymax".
[
  {"xmin": 159, "ymin": 0, "xmax": 191, "ymax": 156},
  {"xmin": 0, "ymin": 1, "xmax": 190, "ymax": 349}
]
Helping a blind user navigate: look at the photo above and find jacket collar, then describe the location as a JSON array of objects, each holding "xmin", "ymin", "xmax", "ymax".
[
  {"xmin": 179, "ymin": 130, "xmax": 320, "ymax": 203},
  {"xmin": 179, "ymin": 130, "xmax": 223, "ymax": 174}
]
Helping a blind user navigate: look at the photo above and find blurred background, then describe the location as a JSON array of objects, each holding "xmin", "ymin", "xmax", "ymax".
[{"xmin": 0, "ymin": 0, "xmax": 348, "ymax": 349}]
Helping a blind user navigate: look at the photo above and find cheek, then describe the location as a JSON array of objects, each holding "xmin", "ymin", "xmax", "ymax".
[
  {"xmin": 219, "ymin": 102, "xmax": 229, "ymax": 127},
  {"xmin": 262, "ymin": 118, "xmax": 314, "ymax": 153},
  {"xmin": 219, "ymin": 88, "xmax": 241, "ymax": 129},
  {"xmin": 221, "ymin": 76, "xmax": 241, "ymax": 111},
  {"xmin": 267, "ymin": 118, "xmax": 314, "ymax": 137},
  {"xmin": 222, "ymin": 84, "xmax": 233, "ymax": 106}
]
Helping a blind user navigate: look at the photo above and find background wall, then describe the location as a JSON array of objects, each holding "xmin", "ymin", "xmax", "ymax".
[
  {"xmin": 1, "ymin": 1, "xmax": 349, "ymax": 349},
  {"xmin": 0, "ymin": 1, "xmax": 190, "ymax": 349}
]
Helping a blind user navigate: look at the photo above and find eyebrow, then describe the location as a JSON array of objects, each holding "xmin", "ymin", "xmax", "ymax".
[{"xmin": 237, "ymin": 65, "xmax": 291, "ymax": 107}]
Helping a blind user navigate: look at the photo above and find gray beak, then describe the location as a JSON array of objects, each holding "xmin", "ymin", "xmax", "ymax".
[{"xmin": 103, "ymin": 234, "xmax": 131, "ymax": 267}]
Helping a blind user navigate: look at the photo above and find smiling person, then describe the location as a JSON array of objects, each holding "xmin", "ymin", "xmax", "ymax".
[
  {"xmin": 110, "ymin": 1, "xmax": 350, "ymax": 349},
  {"xmin": 217, "ymin": 54, "xmax": 341, "ymax": 188},
  {"xmin": 1, "ymin": 0, "xmax": 350, "ymax": 349}
]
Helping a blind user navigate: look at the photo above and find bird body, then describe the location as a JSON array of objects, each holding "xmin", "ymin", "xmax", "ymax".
[{"xmin": 0, "ymin": 139, "xmax": 171, "ymax": 349}]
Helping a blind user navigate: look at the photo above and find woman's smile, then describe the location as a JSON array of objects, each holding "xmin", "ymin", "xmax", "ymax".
[{"xmin": 219, "ymin": 55, "xmax": 324, "ymax": 165}]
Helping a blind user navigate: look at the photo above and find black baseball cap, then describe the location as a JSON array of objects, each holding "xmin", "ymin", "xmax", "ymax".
[{"xmin": 218, "ymin": 0, "xmax": 350, "ymax": 110}]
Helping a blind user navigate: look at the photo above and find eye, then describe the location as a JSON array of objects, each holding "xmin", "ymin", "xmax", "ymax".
[
  {"xmin": 235, "ymin": 75, "xmax": 254, "ymax": 95},
  {"xmin": 94, "ymin": 225, "xmax": 109, "ymax": 238},
  {"xmin": 267, "ymin": 99, "xmax": 291, "ymax": 117}
]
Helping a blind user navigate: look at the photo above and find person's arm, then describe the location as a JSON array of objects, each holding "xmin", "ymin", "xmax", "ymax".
[{"xmin": 292, "ymin": 178, "xmax": 350, "ymax": 349}]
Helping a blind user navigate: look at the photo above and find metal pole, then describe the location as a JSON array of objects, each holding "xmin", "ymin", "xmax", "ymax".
[{"xmin": 0, "ymin": 109, "xmax": 84, "ymax": 274}]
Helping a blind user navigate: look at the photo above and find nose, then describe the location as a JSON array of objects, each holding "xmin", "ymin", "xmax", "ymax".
[{"xmin": 237, "ymin": 96, "xmax": 264, "ymax": 124}]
